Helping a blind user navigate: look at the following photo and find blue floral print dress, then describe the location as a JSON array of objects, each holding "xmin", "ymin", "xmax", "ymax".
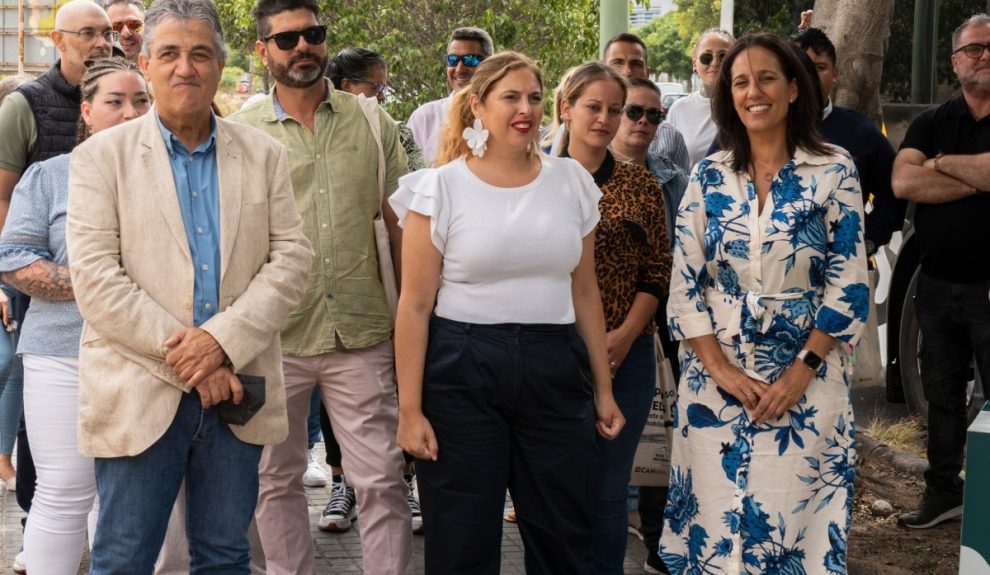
[{"xmin": 660, "ymin": 147, "xmax": 869, "ymax": 575}]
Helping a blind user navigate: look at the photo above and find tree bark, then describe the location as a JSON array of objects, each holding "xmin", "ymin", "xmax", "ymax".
[{"xmin": 811, "ymin": 0, "xmax": 895, "ymax": 123}]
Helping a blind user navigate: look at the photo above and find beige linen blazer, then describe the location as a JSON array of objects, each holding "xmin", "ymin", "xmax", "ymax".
[{"xmin": 66, "ymin": 111, "xmax": 313, "ymax": 458}]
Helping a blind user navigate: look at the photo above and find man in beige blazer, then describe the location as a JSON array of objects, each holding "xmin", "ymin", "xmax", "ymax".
[{"xmin": 65, "ymin": 1, "xmax": 312, "ymax": 573}]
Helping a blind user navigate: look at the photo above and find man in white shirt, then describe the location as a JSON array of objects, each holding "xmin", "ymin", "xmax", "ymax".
[{"xmin": 406, "ymin": 27, "xmax": 492, "ymax": 166}]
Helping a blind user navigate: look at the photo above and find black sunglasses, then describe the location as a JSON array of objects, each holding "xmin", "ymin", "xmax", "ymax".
[
  {"xmin": 445, "ymin": 53, "xmax": 484, "ymax": 68},
  {"xmin": 624, "ymin": 104, "xmax": 664, "ymax": 125},
  {"xmin": 263, "ymin": 25, "xmax": 327, "ymax": 51},
  {"xmin": 698, "ymin": 51, "xmax": 727, "ymax": 67}
]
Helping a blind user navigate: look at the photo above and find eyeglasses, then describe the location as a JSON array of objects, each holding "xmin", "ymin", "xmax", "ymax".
[
  {"xmin": 624, "ymin": 104, "xmax": 665, "ymax": 125},
  {"xmin": 262, "ymin": 25, "xmax": 327, "ymax": 51},
  {"xmin": 349, "ymin": 77, "xmax": 389, "ymax": 97},
  {"xmin": 954, "ymin": 42, "xmax": 990, "ymax": 59},
  {"xmin": 698, "ymin": 51, "xmax": 727, "ymax": 67},
  {"xmin": 111, "ymin": 19, "xmax": 144, "ymax": 33},
  {"xmin": 445, "ymin": 53, "xmax": 484, "ymax": 68},
  {"xmin": 57, "ymin": 27, "xmax": 117, "ymax": 43}
]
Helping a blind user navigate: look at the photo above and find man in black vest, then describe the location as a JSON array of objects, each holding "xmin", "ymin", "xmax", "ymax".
[
  {"xmin": 892, "ymin": 13, "xmax": 990, "ymax": 530},
  {"xmin": 0, "ymin": 0, "xmax": 112, "ymax": 228}
]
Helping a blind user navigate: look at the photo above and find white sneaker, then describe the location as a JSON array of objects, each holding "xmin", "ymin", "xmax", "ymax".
[
  {"xmin": 302, "ymin": 449, "xmax": 328, "ymax": 487},
  {"xmin": 12, "ymin": 548, "xmax": 26, "ymax": 574}
]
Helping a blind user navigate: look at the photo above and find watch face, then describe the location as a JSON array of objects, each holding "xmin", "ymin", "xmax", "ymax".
[{"xmin": 802, "ymin": 350, "xmax": 823, "ymax": 370}]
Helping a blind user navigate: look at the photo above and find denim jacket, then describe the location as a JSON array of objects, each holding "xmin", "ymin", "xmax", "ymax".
[{"xmin": 646, "ymin": 152, "xmax": 688, "ymax": 244}]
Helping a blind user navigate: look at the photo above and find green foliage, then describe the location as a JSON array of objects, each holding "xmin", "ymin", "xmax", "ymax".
[
  {"xmin": 637, "ymin": 12, "xmax": 692, "ymax": 80},
  {"xmin": 672, "ymin": 0, "xmax": 720, "ymax": 52},
  {"xmin": 218, "ymin": 0, "xmax": 600, "ymax": 121},
  {"xmin": 734, "ymin": 0, "xmax": 813, "ymax": 37},
  {"xmin": 881, "ymin": 0, "xmax": 985, "ymax": 102},
  {"xmin": 220, "ymin": 66, "xmax": 246, "ymax": 90}
]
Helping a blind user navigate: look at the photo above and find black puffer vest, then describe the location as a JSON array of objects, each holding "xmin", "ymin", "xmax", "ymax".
[{"xmin": 15, "ymin": 60, "xmax": 81, "ymax": 168}]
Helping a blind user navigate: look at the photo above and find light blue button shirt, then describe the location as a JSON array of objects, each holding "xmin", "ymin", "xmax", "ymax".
[{"xmin": 155, "ymin": 111, "xmax": 220, "ymax": 327}]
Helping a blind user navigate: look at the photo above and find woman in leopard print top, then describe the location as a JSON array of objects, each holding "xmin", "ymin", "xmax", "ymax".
[{"xmin": 548, "ymin": 61, "xmax": 672, "ymax": 574}]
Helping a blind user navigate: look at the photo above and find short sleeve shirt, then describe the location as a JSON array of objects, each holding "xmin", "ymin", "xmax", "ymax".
[
  {"xmin": 0, "ymin": 92, "xmax": 38, "ymax": 174},
  {"xmin": 900, "ymin": 96, "xmax": 990, "ymax": 282}
]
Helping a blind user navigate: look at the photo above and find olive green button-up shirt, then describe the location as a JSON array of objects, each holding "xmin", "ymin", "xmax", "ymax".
[{"xmin": 229, "ymin": 80, "xmax": 408, "ymax": 355}]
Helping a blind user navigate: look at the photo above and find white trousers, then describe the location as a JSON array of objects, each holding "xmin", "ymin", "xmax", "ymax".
[{"xmin": 22, "ymin": 354, "xmax": 97, "ymax": 574}]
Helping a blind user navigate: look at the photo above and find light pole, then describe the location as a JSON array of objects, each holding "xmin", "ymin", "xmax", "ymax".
[{"xmin": 720, "ymin": 0, "xmax": 734, "ymax": 35}]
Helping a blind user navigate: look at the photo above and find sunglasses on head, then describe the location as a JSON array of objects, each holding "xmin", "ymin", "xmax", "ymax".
[
  {"xmin": 445, "ymin": 53, "xmax": 484, "ymax": 68},
  {"xmin": 624, "ymin": 104, "xmax": 664, "ymax": 125},
  {"xmin": 111, "ymin": 19, "xmax": 143, "ymax": 33},
  {"xmin": 698, "ymin": 51, "xmax": 727, "ymax": 66},
  {"xmin": 263, "ymin": 25, "xmax": 327, "ymax": 51}
]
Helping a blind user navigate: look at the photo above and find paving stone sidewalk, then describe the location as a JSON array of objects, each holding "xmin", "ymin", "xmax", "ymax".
[{"xmin": 0, "ymin": 446, "xmax": 649, "ymax": 574}]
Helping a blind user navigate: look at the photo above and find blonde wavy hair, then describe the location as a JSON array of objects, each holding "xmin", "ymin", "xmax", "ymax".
[
  {"xmin": 541, "ymin": 61, "xmax": 627, "ymax": 155},
  {"xmin": 434, "ymin": 51, "xmax": 543, "ymax": 166}
]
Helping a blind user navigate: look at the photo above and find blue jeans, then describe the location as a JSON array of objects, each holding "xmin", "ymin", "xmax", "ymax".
[
  {"xmin": 593, "ymin": 334, "xmax": 656, "ymax": 574},
  {"xmin": 0, "ymin": 287, "xmax": 25, "ymax": 455},
  {"xmin": 307, "ymin": 386, "xmax": 322, "ymax": 448},
  {"xmin": 916, "ymin": 274, "xmax": 990, "ymax": 499},
  {"xmin": 89, "ymin": 392, "xmax": 263, "ymax": 574}
]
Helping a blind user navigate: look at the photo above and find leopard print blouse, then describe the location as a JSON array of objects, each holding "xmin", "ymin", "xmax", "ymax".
[{"xmin": 592, "ymin": 153, "xmax": 671, "ymax": 334}]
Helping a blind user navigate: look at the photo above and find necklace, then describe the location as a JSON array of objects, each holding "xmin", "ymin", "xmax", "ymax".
[{"xmin": 749, "ymin": 165, "xmax": 774, "ymax": 182}]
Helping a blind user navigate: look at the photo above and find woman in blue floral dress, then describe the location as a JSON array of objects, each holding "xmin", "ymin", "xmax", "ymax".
[{"xmin": 660, "ymin": 34, "xmax": 868, "ymax": 575}]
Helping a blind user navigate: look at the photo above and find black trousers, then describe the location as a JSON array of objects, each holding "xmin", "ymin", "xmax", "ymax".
[
  {"xmin": 916, "ymin": 274, "xmax": 990, "ymax": 499},
  {"xmin": 638, "ymin": 295, "xmax": 681, "ymax": 554},
  {"xmin": 415, "ymin": 316, "xmax": 599, "ymax": 575}
]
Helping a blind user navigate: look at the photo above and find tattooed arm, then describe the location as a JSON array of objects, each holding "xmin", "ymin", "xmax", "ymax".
[{"xmin": 1, "ymin": 259, "xmax": 73, "ymax": 301}]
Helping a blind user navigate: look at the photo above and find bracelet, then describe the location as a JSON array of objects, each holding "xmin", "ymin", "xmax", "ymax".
[{"xmin": 934, "ymin": 154, "xmax": 944, "ymax": 174}]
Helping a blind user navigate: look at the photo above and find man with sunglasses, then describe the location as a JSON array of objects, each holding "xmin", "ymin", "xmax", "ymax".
[
  {"xmin": 602, "ymin": 32, "xmax": 690, "ymax": 173},
  {"xmin": 104, "ymin": 0, "xmax": 144, "ymax": 62},
  {"xmin": 892, "ymin": 13, "xmax": 990, "ymax": 530},
  {"xmin": 407, "ymin": 26, "xmax": 493, "ymax": 166},
  {"xmin": 230, "ymin": 1, "xmax": 413, "ymax": 573}
]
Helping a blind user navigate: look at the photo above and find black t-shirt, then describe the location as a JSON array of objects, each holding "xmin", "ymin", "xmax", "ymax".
[{"xmin": 900, "ymin": 95, "xmax": 990, "ymax": 282}]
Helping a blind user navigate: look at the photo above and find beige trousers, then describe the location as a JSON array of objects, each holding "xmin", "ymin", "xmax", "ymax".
[{"xmin": 253, "ymin": 340, "xmax": 412, "ymax": 575}]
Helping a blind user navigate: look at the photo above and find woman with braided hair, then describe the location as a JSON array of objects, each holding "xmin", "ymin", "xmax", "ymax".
[{"xmin": 0, "ymin": 56, "xmax": 151, "ymax": 574}]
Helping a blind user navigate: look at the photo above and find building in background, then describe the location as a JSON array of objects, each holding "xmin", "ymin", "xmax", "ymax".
[
  {"xmin": 1, "ymin": 2, "xmax": 57, "ymax": 75},
  {"xmin": 630, "ymin": 0, "xmax": 676, "ymax": 28}
]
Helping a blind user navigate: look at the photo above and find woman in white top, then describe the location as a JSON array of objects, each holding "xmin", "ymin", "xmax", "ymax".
[
  {"xmin": 390, "ymin": 51, "xmax": 624, "ymax": 575},
  {"xmin": 666, "ymin": 28, "xmax": 735, "ymax": 169}
]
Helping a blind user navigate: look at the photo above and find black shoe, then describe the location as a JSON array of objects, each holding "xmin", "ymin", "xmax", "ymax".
[
  {"xmin": 644, "ymin": 550, "xmax": 669, "ymax": 574},
  {"xmin": 897, "ymin": 493, "xmax": 963, "ymax": 529}
]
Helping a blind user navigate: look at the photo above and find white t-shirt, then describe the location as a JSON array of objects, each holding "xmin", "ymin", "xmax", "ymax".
[
  {"xmin": 666, "ymin": 91, "xmax": 717, "ymax": 171},
  {"xmin": 389, "ymin": 155, "xmax": 602, "ymax": 324},
  {"xmin": 406, "ymin": 96, "xmax": 451, "ymax": 167}
]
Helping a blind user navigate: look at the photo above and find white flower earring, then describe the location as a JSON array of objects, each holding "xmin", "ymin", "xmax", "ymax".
[{"xmin": 462, "ymin": 118, "xmax": 489, "ymax": 158}]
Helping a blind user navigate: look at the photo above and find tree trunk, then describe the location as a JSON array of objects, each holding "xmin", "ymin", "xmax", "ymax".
[{"xmin": 811, "ymin": 0, "xmax": 895, "ymax": 123}]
